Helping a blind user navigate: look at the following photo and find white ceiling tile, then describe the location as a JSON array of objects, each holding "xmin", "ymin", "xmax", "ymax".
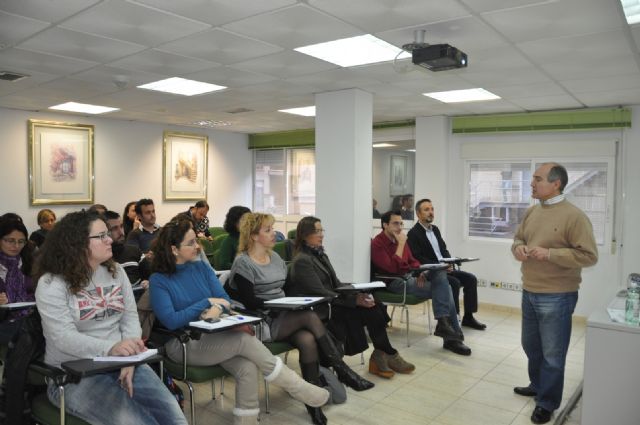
[
  {"xmin": 24, "ymin": 77, "xmax": 121, "ymax": 104},
  {"xmin": 539, "ymin": 55, "xmax": 639, "ymax": 80},
  {"xmin": 184, "ymin": 67, "xmax": 277, "ymax": 88},
  {"xmin": 454, "ymin": 99, "xmax": 525, "ymax": 114},
  {"xmin": 509, "ymin": 94, "xmax": 583, "ymax": 111},
  {"xmin": 0, "ymin": 94, "xmax": 66, "ymax": 111},
  {"xmin": 229, "ymin": 50, "xmax": 338, "ymax": 79},
  {"xmin": 482, "ymin": 0, "xmax": 625, "ymax": 43},
  {"xmin": 18, "ymin": 27, "xmax": 146, "ymax": 63},
  {"xmin": 61, "ymin": 0, "xmax": 210, "ymax": 46},
  {"xmin": 308, "ymin": 0, "xmax": 469, "ymax": 33},
  {"xmin": 378, "ymin": 16, "xmax": 506, "ymax": 54},
  {"xmin": 517, "ymin": 30, "xmax": 634, "ymax": 64},
  {"xmin": 460, "ymin": 66, "xmax": 550, "ymax": 86},
  {"xmin": 574, "ymin": 88, "xmax": 640, "ymax": 107},
  {"xmin": 461, "ymin": 0, "xmax": 562, "ymax": 14},
  {"xmin": 0, "ymin": 47, "xmax": 98, "ymax": 75},
  {"xmin": 286, "ymin": 68, "xmax": 382, "ymax": 92},
  {"xmin": 131, "ymin": 0, "xmax": 297, "ymax": 26},
  {"xmin": 0, "ymin": 71, "xmax": 59, "ymax": 97},
  {"xmin": 487, "ymin": 81, "xmax": 567, "ymax": 99},
  {"xmin": 559, "ymin": 74, "xmax": 640, "ymax": 93},
  {"xmin": 0, "ymin": 11, "xmax": 49, "ymax": 48},
  {"xmin": 389, "ymin": 73, "xmax": 475, "ymax": 93},
  {"xmin": 72, "ymin": 66, "xmax": 167, "ymax": 88},
  {"xmin": 84, "ymin": 88, "xmax": 183, "ymax": 109},
  {"xmin": 109, "ymin": 49, "xmax": 219, "ymax": 76},
  {"xmin": 0, "ymin": 0, "xmax": 101, "ymax": 23},
  {"xmin": 223, "ymin": 4, "xmax": 362, "ymax": 50},
  {"xmin": 158, "ymin": 28, "xmax": 283, "ymax": 65}
]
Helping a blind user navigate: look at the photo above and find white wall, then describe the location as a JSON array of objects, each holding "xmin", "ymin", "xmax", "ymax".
[
  {"xmin": 0, "ymin": 107, "xmax": 252, "ymax": 232},
  {"xmin": 433, "ymin": 126, "xmax": 635, "ymax": 316}
]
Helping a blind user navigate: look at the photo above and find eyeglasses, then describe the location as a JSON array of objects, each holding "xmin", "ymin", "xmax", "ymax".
[
  {"xmin": 313, "ymin": 228, "xmax": 325, "ymax": 234},
  {"xmin": 180, "ymin": 239, "xmax": 199, "ymax": 248},
  {"xmin": 2, "ymin": 238, "xmax": 27, "ymax": 246},
  {"xmin": 88, "ymin": 232, "xmax": 112, "ymax": 243}
]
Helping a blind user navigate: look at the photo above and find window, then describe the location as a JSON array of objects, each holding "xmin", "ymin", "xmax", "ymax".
[
  {"xmin": 467, "ymin": 161, "xmax": 611, "ymax": 244},
  {"xmin": 253, "ymin": 148, "xmax": 316, "ymax": 215},
  {"xmin": 468, "ymin": 162, "xmax": 531, "ymax": 239}
]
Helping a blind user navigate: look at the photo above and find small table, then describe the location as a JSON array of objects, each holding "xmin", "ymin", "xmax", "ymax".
[
  {"xmin": 189, "ymin": 314, "xmax": 262, "ymax": 333},
  {"xmin": 263, "ymin": 297, "xmax": 331, "ymax": 311},
  {"xmin": 61, "ymin": 353, "xmax": 164, "ymax": 377}
]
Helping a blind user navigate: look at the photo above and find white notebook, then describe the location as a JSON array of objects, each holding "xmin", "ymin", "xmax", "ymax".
[{"xmin": 93, "ymin": 348, "xmax": 158, "ymax": 362}]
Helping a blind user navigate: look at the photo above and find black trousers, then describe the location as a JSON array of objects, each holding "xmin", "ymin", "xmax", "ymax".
[{"xmin": 447, "ymin": 270, "xmax": 478, "ymax": 314}]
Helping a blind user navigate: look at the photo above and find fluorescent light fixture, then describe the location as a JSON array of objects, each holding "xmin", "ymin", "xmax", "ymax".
[
  {"xmin": 278, "ymin": 106, "xmax": 316, "ymax": 117},
  {"xmin": 406, "ymin": 149, "xmax": 416, "ymax": 152},
  {"xmin": 423, "ymin": 88, "xmax": 500, "ymax": 103},
  {"xmin": 49, "ymin": 102, "xmax": 119, "ymax": 114},
  {"xmin": 373, "ymin": 143, "xmax": 397, "ymax": 148},
  {"xmin": 189, "ymin": 119, "xmax": 232, "ymax": 127},
  {"xmin": 295, "ymin": 34, "xmax": 411, "ymax": 67},
  {"xmin": 137, "ymin": 77, "xmax": 226, "ymax": 96},
  {"xmin": 621, "ymin": 0, "xmax": 640, "ymax": 24}
]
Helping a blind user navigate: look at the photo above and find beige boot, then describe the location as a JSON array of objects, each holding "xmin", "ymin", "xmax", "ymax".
[
  {"xmin": 386, "ymin": 352, "xmax": 415, "ymax": 374},
  {"xmin": 264, "ymin": 357, "xmax": 330, "ymax": 407},
  {"xmin": 232, "ymin": 408, "xmax": 259, "ymax": 425}
]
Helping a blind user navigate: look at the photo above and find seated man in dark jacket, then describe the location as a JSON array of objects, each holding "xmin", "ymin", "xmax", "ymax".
[
  {"xmin": 407, "ymin": 199, "xmax": 485, "ymax": 330},
  {"xmin": 287, "ymin": 216, "xmax": 415, "ymax": 379}
]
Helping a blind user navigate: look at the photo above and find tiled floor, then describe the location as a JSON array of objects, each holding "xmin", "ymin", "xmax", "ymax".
[{"xmin": 177, "ymin": 305, "xmax": 585, "ymax": 425}]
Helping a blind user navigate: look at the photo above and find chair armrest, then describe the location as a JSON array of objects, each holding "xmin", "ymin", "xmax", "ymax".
[{"xmin": 30, "ymin": 360, "xmax": 78, "ymax": 386}]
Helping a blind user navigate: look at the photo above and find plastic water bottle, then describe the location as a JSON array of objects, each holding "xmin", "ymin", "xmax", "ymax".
[{"xmin": 625, "ymin": 273, "xmax": 640, "ymax": 325}]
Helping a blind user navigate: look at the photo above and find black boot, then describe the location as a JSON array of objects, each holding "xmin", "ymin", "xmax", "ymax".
[
  {"xmin": 434, "ymin": 316, "xmax": 462, "ymax": 341},
  {"xmin": 300, "ymin": 362, "xmax": 328, "ymax": 425},
  {"xmin": 317, "ymin": 334, "xmax": 374, "ymax": 391}
]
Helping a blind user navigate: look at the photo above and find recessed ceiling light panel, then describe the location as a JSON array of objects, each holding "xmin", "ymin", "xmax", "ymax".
[
  {"xmin": 423, "ymin": 88, "xmax": 500, "ymax": 103},
  {"xmin": 295, "ymin": 34, "xmax": 410, "ymax": 67},
  {"xmin": 137, "ymin": 77, "xmax": 226, "ymax": 96},
  {"xmin": 373, "ymin": 143, "xmax": 397, "ymax": 148},
  {"xmin": 49, "ymin": 102, "xmax": 119, "ymax": 114},
  {"xmin": 278, "ymin": 106, "xmax": 316, "ymax": 117},
  {"xmin": 621, "ymin": 0, "xmax": 640, "ymax": 24}
]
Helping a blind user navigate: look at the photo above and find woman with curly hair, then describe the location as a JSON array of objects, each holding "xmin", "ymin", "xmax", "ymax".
[
  {"xmin": 34, "ymin": 211, "xmax": 187, "ymax": 425},
  {"xmin": 227, "ymin": 213, "xmax": 374, "ymax": 425},
  {"xmin": 149, "ymin": 219, "xmax": 329, "ymax": 425},
  {"xmin": 217, "ymin": 205, "xmax": 251, "ymax": 270}
]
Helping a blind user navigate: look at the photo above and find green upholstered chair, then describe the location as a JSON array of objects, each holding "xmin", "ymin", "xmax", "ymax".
[
  {"xmin": 372, "ymin": 275, "xmax": 432, "ymax": 347},
  {"xmin": 208, "ymin": 227, "xmax": 227, "ymax": 238},
  {"xmin": 273, "ymin": 241, "xmax": 288, "ymax": 262},
  {"xmin": 152, "ymin": 328, "xmax": 229, "ymax": 425},
  {"xmin": 198, "ymin": 237, "xmax": 216, "ymax": 266},
  {"xmin": 287, "ymin": 229, "xmax": 296, "ymax": 240}
]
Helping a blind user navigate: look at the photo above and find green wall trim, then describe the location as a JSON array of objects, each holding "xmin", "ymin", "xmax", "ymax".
[
  {"xmin": 249, "ymin": 120, "xmax": 416, "ymax": 149},
  {"xmin": 452, "ymin": 108, "xmax": 631, "ymax": 134}
]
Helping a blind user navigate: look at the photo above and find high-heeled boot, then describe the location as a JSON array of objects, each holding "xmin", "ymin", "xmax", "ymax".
[
  {"xmin": 317, "ymin": 334, "xmax": 374, "ymax": 391},
  {"xmin": 300, "ymin": 362, "xmax": 328, "ymax": 425}
]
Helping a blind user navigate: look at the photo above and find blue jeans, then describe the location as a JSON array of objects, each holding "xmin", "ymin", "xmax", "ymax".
[
  {"xmin": 388, "ymin": 270, "xmax": 460, "ymax": 331},
  {"xmin": 521, "ymin": 290, "xmax": 578, "ymax": 412},
  {"xmin": 47, "ymin": 364, "xmax": 187, "ymax": 425}
]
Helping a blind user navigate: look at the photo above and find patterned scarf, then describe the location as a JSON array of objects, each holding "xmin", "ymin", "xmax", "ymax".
[
  {"xmin": 0, "ymin": 251, "xmax": 33, "ymax": 318},
  {"xmin": 304, "ymin": 242, "xmax": 325, "ymax": 257}
]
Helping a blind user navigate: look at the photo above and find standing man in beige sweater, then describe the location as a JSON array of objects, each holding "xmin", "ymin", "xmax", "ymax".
[{"xmin": 511, "ymin": 163, "xmax": 598, "ymax": 424}]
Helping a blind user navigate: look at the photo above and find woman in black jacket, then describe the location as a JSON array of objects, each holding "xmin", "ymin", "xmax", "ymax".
[{"xmin": 287, "ymin": 216, "xmax": 415, "ymax": 380}]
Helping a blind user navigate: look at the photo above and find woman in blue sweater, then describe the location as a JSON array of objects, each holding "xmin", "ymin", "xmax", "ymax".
[{"xmin": 149, "ymin": 219, "xmax": 328, "ymax": 425}]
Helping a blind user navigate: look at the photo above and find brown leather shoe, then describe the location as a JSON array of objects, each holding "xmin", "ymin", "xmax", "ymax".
[
  {"xmin": 369, "ymin": 349, "xmax": 394, "ymax": 379},
  {"xmin": 386, "ymin": 352, "xmax": 415, "ymax": 374}
]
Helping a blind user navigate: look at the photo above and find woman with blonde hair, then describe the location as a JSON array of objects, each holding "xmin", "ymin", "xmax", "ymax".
[
  {"xmin": 29, "ymin": 208, "xmax": 56, "ymax": 247},
  {"xmin": 227, "ymin": 213, "xmax": 374, "ymax": 425}
]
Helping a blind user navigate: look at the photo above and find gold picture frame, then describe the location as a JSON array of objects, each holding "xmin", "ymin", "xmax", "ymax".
[
  {"xmin": 163, "ymin": 131, "xmax": 208, "ymax": 201},
  {"xmin": 28, "ymin": 119, "xmax": 94, "ymax": 205}
]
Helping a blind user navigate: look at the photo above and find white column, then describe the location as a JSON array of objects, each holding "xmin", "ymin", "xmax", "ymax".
[
  {"xmin": 621, "ymin": 106, "xmax": 640, "ymax": 281},
  {"xmin": 415, "ymin": 116, "xmax": 450, "ymax": 231},
  {"xmin": 315, "ymin": 88, "xmax": 373, "ymax": 282}
]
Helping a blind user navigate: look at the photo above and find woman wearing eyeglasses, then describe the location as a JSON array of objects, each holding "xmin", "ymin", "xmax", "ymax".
[
  {"xmin": 149, "ymin": 219, "xmax": 329, "ymax": 425},
  {"xmin": 0, "ymin": 216, "xmax": 36, "ymax": 341},
  {"xmin": 34, "ymin": 211, "xmax": 188, "ymax": 425},
  {"xmin": 227, "ymin": 213, "xmax": 374, "ymax": 425},
  {"xmin": 287, "ymin": 217, "xmax": 415, "ymax": 380}
]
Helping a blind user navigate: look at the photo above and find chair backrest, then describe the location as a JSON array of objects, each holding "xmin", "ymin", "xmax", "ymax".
[
  {"xmin": 211, "ymin": 234, "xmax": 228, "ymax": 251},
  {"xmin": 272, "ymin": 241, "xmax": 288, "ymax": 261},
  {"xmin": 209, "ymin": 227, "xmax": 227, "ymax": 238},
  {"xmin": 287, "ymin": 229, "xmax": 296, "ymax": 240}
]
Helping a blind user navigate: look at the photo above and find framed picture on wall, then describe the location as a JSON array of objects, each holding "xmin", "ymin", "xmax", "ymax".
[
  {"xmin": 390, "ymin": 154, "xmax": 408, "ymax": 196},
  {"xmin": 163, "ymin": 131, "xmax": 208, "ymax": 201},
  {"xmin": 28, "ymin": 119, "xmax": 94, "ymax": 205}
]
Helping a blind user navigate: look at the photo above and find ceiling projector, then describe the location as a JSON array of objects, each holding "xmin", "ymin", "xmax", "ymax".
[{"xmin": 411, "ymin": 44, "xmax": 468, "ymax": 72}]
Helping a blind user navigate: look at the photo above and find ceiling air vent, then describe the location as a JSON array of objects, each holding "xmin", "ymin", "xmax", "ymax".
[
  {"xmin": 225, "ymin": 107, "xmax": 254, "ymax": 114},
  {"xmin": 0, "ymin": 71, "xmax": 29, "ymax": 82}
]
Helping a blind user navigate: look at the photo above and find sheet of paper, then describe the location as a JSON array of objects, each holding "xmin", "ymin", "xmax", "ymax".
[
  {"xmin": 93, "ymin": 348, "xmax": 158, "ymax": 362},
  {"xmin": 263, "ymin": 297, "xmax": 323, "ymax": 305},
  {"xmin": 189, "ymin": 315, "xmax": 262, "ymax": 330},
  {"xmin": 0, "ymin": 301, "xmax": 36, "ymax": 309},
  {"xmin": 350, "ymin": 282, "xmax": 386, "ymax": 289}
]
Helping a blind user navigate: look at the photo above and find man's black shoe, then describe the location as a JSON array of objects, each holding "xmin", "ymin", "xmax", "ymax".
[
  {"xmin": 461, "ymin": 315, "xmax": 487, "ymax": 330},
  {"xmin": 513, "ymin": 386, "xmax": 537, "ymax": 397},
  {"xmin": 434, "ymin": 317, "xmax": 461, "ymax": 341},
  {"xmin": 531, "ymin": 406, "xmax": 552, "ymax": 424},
  {"xmin": 443, "ymin": 340, "xmax": 471, "ymax": 356}
]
